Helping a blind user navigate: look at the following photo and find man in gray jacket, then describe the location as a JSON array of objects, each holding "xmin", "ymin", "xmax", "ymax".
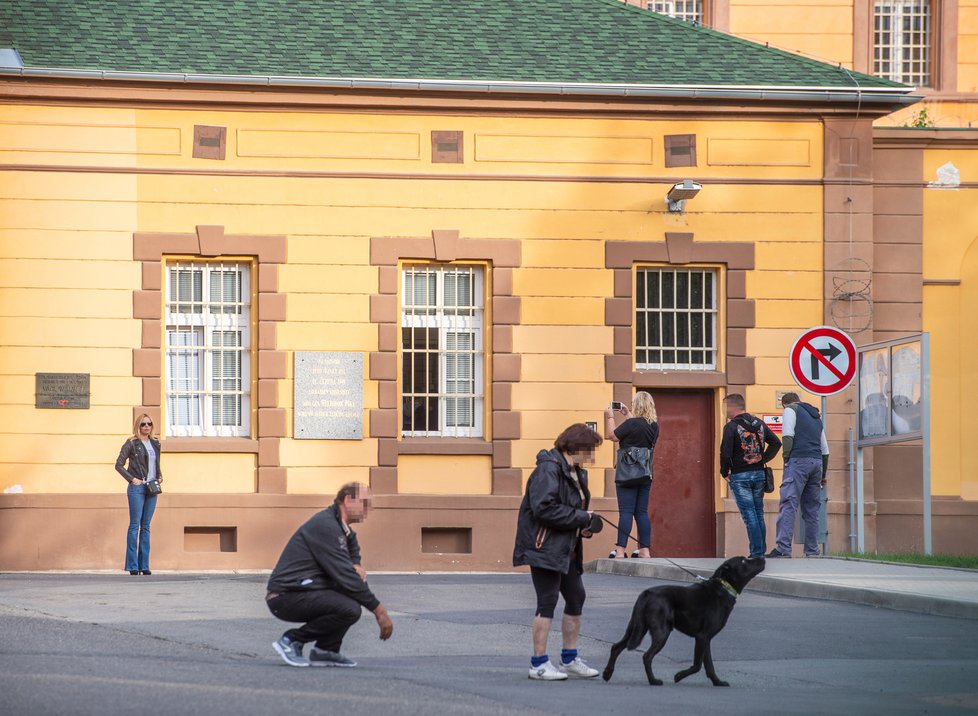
[
  {"xmin": 266, "ymin": 482, "xmax": 393, "ymax": 667},
  {"xmin": 769, "ymin": 393, "xmax": 830, "ymax": 558}
]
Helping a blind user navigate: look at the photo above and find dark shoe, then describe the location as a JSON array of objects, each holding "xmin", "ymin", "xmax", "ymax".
[
  {"xmin": 308, "ymin": 646, "xmax": 357, "ymax": 668},
  {"xmin": 273, "ymin": 635, "xmax": 308, "ymax": 667},
  {"xmin": 765, "ymin": 549, "xmax": 791, "ymax": 558},
  {"xmin": 140, "ymin": 570, "xmax": 152, "ymax": 575},
  {"xmin": 129, "ymin": 570, "xmax": 139, "ymax": 576}
]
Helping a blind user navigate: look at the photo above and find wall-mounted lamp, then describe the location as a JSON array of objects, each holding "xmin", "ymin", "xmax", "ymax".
[{"xmin": 666, "ymin": 179, "xmax": 702, "ymax": 213}]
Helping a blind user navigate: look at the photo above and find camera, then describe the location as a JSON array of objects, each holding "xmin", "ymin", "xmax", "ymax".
[{"xmin": 610, "ymin": 401, "xmax": 625, "ymax": 411}]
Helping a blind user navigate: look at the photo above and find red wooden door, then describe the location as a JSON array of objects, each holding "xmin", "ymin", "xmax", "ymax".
[{"xmin": 643, "ymin": 389, "xmax": 716, "ymax": 557}]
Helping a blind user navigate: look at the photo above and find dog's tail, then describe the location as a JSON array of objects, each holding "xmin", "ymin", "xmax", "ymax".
[{"xmin": 624, "ymin": 600, "xmax": 649, "ymax": 651}]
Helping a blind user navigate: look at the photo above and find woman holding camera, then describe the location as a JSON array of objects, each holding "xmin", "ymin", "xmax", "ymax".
[
  {"xmin": 604, "ymin": 392, "xmax": 659, "ymax": 559},
  {"xmin": 115, "ymin": 413, "xmax": 163, "ymax": 575}
]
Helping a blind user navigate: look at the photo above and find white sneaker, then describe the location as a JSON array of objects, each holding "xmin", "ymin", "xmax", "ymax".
[
  {"xmin": 557, "ymin": 657, "xmax": 600, "ymax": 679},
  {"xmin": 528, "ymin": 659, "xmax": 569, "ymax": 681}
]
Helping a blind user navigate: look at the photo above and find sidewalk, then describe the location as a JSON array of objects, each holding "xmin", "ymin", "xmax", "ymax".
[{"xmin": 587, "ymin": 556, "xmax": 978, "ymax": 620}]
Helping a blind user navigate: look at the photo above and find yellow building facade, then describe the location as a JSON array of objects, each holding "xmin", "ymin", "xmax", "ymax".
[
  {"xmin": 1, "ymin": 0, "xmax": 973, "ymax": 569},
  {"xmin": 629, "ymin": 0, "xmax": 978, "ymax": 128}
]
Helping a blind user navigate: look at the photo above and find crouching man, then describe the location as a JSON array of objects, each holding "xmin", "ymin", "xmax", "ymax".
[{"xmin": 266, "ymin": 482, "xmax": 393, "ymax": 667}]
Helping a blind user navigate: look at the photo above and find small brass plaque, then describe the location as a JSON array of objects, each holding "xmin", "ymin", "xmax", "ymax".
[{"xmin": 35, "ymin": 373, "xmax": 90, "ymax": 409}]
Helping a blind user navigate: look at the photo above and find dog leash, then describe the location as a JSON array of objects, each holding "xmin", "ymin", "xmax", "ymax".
[{"xmin": 596, "ymin": 514, "xmax": 707, "ymax": 583}]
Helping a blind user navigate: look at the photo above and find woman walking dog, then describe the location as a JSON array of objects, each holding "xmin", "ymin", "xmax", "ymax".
[
  {"xmin": 513, "ymin": 423, "xmax": 604, "ymax": 681},
  {"xmin": 604, "ymin": 392, "xmax": 659, "ymax": 559},
  {"xmin": 115, "ymin": 413, "xmax": 163, "ymax": 575}
]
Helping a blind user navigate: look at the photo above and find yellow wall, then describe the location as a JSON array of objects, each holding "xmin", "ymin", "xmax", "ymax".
[
  {"xmin": 959, "ymin": 0, "xmax": 978, "ymax": 94},
  {"xmin": 922, "ymin": 146, "xmax": 978, "ymax": 498},
  {"xmin": 0, "ymin": 102, "xmax": 826, "ymax": 499},
  {"xmin": 728, "ymin": 0, "xmax": 854, "ymax": 68}
]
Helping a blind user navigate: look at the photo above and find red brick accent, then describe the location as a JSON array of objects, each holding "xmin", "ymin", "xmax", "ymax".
[
  {"xmin": 492, "ymin": 468, "xmax": 523, "ymax": 496},
  {"xmin": 492, "ymin": 411, "xmax": 521, "ymax": 440},
  {"xmin": 257, "ymin": 379, "xmax": 278, "ymax": 408},
  {"xmin": 605, "ymin": 297, "xmax": 632, "ymax": 326},
  {"xmin": 369, "ymin": 410, "xmax": 398, "ymax": 438},
  {"xmin": 369, "ymin": 352, "xmax": 397, "ymax": 381},
  {"xmin": 132, "ymin": 290, "xmax": 161, "ymax": 320},
  {"xmin": 132, "ymin": 349, "xmax": 161, "ymax": 377},
  {"xmin": 370, "ymin": 466, "xmax": 398, "ymax": 495},
  {"xmin": 258, "ymin": 293, "xmax": 287, "ymax": 322},
  {"xmin": 492, "ymin": 353, "xmax": 521, "ymax": 382},
  {"xmin": 258, "ymin": 351, "xmax": 288, "ymax": 379},
  {"xmin": 665, "ymin": 232, "xmax": 694, "ymax": 264},
  {"xmin": 142, "ymin": 377, "xmax": 161, "ymax": 406},
  {"xmin": 258, "ymin": 438, "xmax": 280, "ymax": 467},
  {"xmin": 258, "ymin": 408, "xmax": 287, "ymax": 438},
  {"xmin": 257, "ymin": 467, "xmax": 287, "ymax": 494}
]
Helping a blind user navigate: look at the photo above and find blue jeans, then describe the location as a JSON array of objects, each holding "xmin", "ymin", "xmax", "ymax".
[
  {"xmin": 125, "ymin": 483, "xmax": 158, "ymax": 571},
  {"xmin": 728, "ymin": 470, "xmax": 766, "ymax": 558},
  {"xmin": 775, "ymin": 457, "xmax": 822, "ymax": 556},
  {"xmin": 615, "ymin": 481, "xmax": 652, "ymax": 549}
]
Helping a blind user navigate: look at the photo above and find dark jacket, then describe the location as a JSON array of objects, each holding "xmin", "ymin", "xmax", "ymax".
[
  {"xmin": 115, "ymin": 437, "xmax": 162, "ymax": 484},
  {"xmin": 513, "ymin": 449, "xmax": 592, "ymax": 574},
  {"xmin": 267, "ymin": 503, "xmax": 380, "ymax": 611},
  {"xmin": 720, "ymin": 413, "xmax": 781, "ymax": 477}
]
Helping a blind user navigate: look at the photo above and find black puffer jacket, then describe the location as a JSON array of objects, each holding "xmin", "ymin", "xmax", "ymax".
[{"xmin": 513, "ymin": 449, "xmax": 592, "ymax": 574}]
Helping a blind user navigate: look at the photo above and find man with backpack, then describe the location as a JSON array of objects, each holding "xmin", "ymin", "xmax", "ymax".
[
  {"xmin": 768, "ymin": 392, "xmax": 830, "ymax": 558},
  {"xmin": 720, "ymin": 394, "xmax": 782, "ymax": 558}
]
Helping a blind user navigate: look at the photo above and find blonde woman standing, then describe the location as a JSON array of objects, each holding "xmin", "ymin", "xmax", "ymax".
[
  {"xmin": 114, "ymin": 413, "xmax": 163, "ymax": 575},
  {"xmin": 604, "ymin": 392, "xmax": 659, "ymax": 559}
]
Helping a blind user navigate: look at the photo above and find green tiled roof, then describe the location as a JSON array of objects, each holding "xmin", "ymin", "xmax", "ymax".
[{"xmin": 0, "ymin": 0, "xmax": 905, "ymax": 89}]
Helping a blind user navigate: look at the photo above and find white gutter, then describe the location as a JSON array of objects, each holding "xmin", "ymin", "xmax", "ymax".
[{"xmin": 0, "ymin": 65, "xmax": 919, "ymax": 105}]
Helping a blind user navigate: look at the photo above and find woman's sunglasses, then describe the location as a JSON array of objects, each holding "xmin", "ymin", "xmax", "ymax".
[{"xmin": 140, "ymin": 422, "xmax": 153, "ymax": 428}]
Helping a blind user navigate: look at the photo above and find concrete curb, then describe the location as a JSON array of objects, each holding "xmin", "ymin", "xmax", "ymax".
[{"xmin": 586, "ymin": 559, "xmax": 978, "ymax": 620}]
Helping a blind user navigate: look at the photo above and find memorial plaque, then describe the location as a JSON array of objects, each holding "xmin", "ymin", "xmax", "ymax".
[
  {"xmin": 294, "ymin": 352, "xmax": 364, "ymax": 440},
  {"xmin": 35, "ymin": 373, "xmax": 90, "ymax": 409}
]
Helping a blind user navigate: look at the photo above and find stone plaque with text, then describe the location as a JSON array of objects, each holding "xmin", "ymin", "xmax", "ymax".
[
  {"xmin": 35, "ymin": 373, "xmax": 90, "ymax": 409},
  {"xmin": 294, "ymin": 352, "xmax": 364, "ymax": 440}
]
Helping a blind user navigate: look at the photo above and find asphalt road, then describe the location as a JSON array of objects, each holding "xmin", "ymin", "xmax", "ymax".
[{"xmin": 1, "ymin": 572, "xmax": 977, "ymax": 716}]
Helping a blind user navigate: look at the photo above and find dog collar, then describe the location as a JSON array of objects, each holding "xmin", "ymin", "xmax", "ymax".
[{"xmin": 716, "ymin": 578, "xmax": 739, "ymax": 599}]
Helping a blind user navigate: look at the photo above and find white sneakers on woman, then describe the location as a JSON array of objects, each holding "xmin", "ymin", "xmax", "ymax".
[
  {"xmin": 557, "ymin": 657, "xmax": 600, "ymax": 678},
  {"xmin": 528, "ymin": 657, "xmax": 599, "ymax": 680},
  {"xmin": 529, "ymin": 659, "xmax": 568, "ymax": 680}
]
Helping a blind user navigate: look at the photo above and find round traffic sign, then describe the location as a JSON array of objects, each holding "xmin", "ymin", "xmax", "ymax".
[{"xmin": 788, "ymin": 326, "xmax": 856, "ymax": 396}]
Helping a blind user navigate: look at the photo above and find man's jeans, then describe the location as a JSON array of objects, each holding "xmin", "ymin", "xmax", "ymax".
[
  {"xmin": 775, "ymin": 457, "xmax": 822, "ymax": 556},
  {"xmin": 125, "ymin": 483, "xmax": 157, "ymax": 572},
  {"xmin": 267, "ymin": 589, "xmax": 363, "ymax": 651},
  {"xmin": 728, "ymin": 470, "xmax": 767, "ymax": 558}
]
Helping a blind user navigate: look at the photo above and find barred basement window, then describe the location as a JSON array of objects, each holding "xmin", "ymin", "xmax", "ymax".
[
  {"xmin": 647, "ymin": 0, "xmax": 703, "ymax": 23},
  {"xmin": 874, "ymin": 1, "xmax": 931, "ymax": 86},
  {"xmin": 164, "ymin": 261, "xmax": 251, "ymax": 437},
  {"xmin": 401, "ymin": 265, "xmax": 484, "ymax": 437},
  {"xmin": 635, "ymin": 268, "xmax": 717, "ymax": 370}
]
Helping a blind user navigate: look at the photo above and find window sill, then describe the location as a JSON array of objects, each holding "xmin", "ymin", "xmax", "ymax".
[
  {"xmin": 161, "ymin": 437, "xmax": 259, "ymax": 453},
  {"xmin": 397, "ymin": 438, "xmax": 493, "ymax": 455}
]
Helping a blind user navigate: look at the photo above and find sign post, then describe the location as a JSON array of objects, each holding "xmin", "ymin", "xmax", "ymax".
[{"xmin": 788, "ymin": 326, "xmax": 857, "ymax": 556}]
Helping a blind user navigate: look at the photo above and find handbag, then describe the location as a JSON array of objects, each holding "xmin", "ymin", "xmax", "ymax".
[
  {"xmin": 145, "ymin": 480, "xmax": 163, "ymax": 495},
  {"xmin": 763, "ymin": 466, "xmax": 775, "ymax": 494},
  {"xmin": 615, "ymin": 446, "xmax": 652, "ymax": 487}
]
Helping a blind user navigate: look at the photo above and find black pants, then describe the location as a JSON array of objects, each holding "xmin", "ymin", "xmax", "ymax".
[
  {"xmin": 530, "ymin": 566, "xmax": 586, "ymax": 619},
  {"xmin": 266, "ymin": 589, "xmax": 362, "ymax": 651}
]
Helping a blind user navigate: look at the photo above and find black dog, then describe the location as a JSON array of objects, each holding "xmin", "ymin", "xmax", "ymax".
[{"xmin": 602, "ymin": 556, "xmax": 765, "ymax": 687}]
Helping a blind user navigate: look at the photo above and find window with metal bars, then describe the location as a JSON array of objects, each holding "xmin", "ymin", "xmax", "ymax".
[
  {"xmin": 647, "ymin": 0, "xmax": 703, "ymax": 23},
  {"xmin": 635, "ymin": 268, "xmax": 717, "ymax": 370},
  {"xmin": 164, "ymin": 261, "xmax": 251, "ymax": 437},
  {"xmin": 874, "ymin": 0, "xmax": 931, "ymax": 86},
  {"xmin": 401, "ymin": 265, "xmax": 484, "ymax": 437}
]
